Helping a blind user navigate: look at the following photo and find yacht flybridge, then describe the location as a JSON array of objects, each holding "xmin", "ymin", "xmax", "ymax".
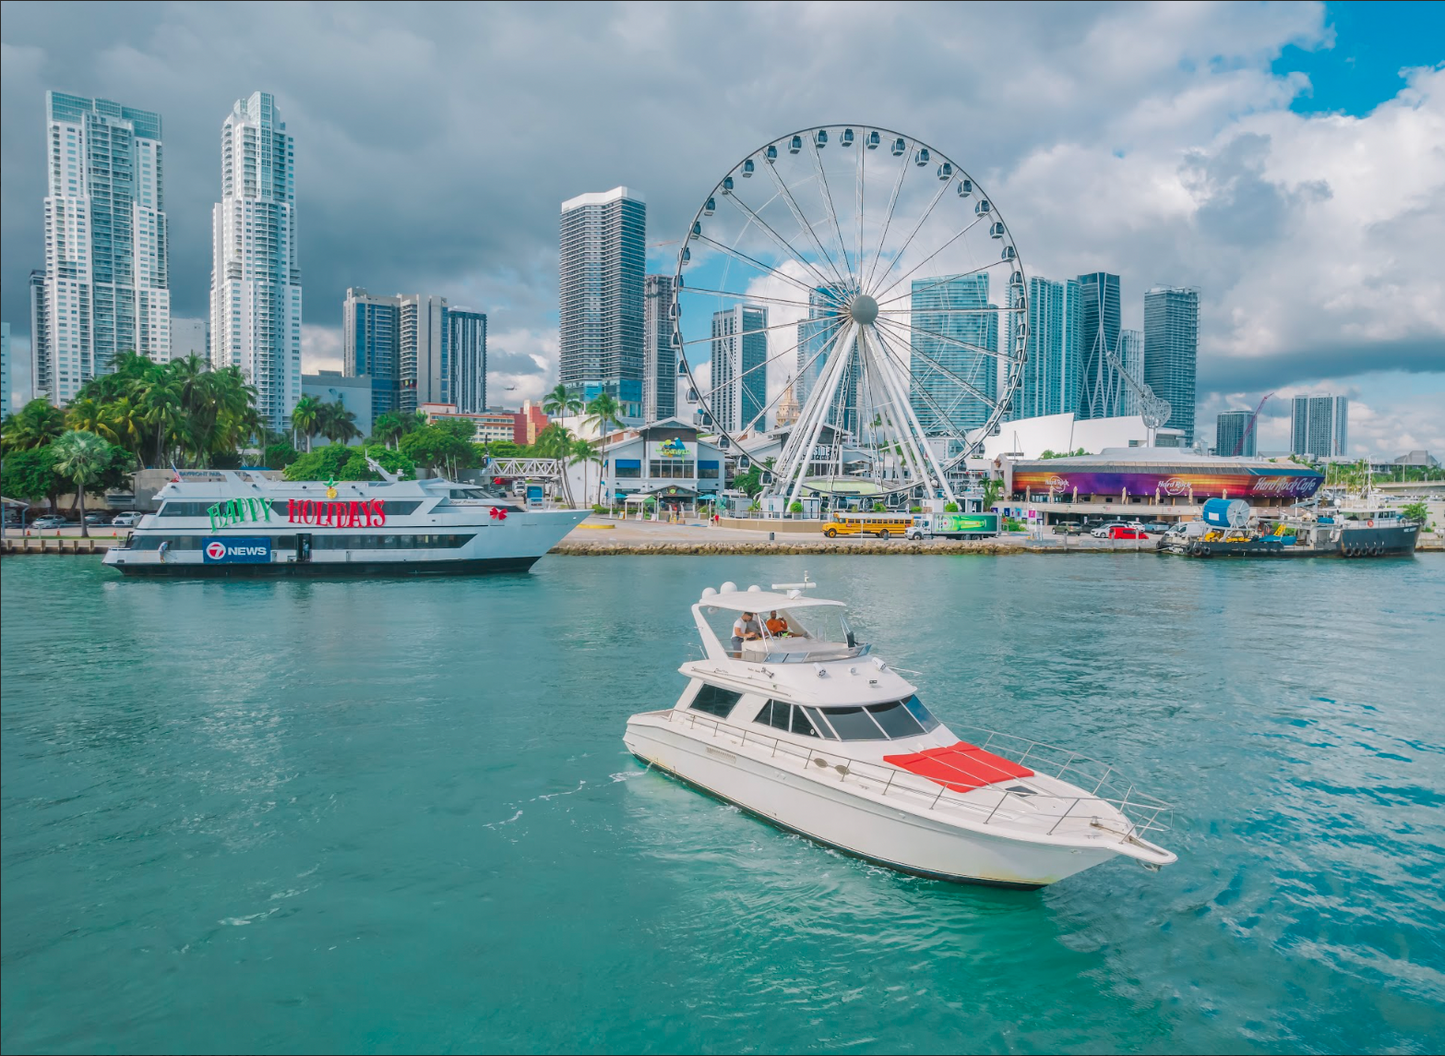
[{"xmin": 624, "ymin": 580, "xmax": 1177, "ymax": 888}]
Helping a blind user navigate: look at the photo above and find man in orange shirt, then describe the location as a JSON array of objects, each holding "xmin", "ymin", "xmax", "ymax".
[{"xmin": 765, "ymin": 610, "xmax": 790, "ymax": 637}]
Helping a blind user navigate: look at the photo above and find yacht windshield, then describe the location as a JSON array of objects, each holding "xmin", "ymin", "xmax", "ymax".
[{"xmin": 811, "ymin": 696, "xmax": 942, "ymax": 741}]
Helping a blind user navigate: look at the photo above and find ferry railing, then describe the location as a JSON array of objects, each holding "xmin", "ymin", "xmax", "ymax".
[{"xmin": 660, "ymin": 710, "xmax": 1173, "ymax": 843}]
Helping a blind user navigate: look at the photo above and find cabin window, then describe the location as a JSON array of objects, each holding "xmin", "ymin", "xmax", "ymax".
[
  {"xmin": 754, "ymin": 700, "xmax": 791, "ymax": 731},
  {"xmin": 868, "ymin": 699, "xmax": 926, "ymax": 738},
  {"xmin": 818, "ymin": 706, "xmax": 887, "ymax": 740},
  {"xmin": 690, "ymin": 683, "xmax": 742, "ymax": 718},
  {"xmin": 791, "ymin": 706, "xmax": 824, "ymax": 738},
  {"xmin": 901, "ymin": 695, "xmax": 941, "ymax": 732}
]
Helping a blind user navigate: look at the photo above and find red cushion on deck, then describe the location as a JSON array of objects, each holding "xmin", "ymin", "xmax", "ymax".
[{"xmin": 883, "ymin": 740, "xmax": 1034, "ymax": 792}]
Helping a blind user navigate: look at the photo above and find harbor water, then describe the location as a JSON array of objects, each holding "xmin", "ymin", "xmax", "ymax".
[{"xmin": 3, "ymin": 555, "xmax": 1443, "ymax": 1053}]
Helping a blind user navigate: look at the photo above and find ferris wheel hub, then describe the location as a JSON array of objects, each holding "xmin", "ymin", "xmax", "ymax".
[{"xmin": 848, "ymin": 294, "xmax": 879, "ymax": 325}]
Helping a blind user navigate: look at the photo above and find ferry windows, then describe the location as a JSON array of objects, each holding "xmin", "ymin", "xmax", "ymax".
[
  {"xmin": 820, "ymin": 706, "xmax": 887, "ymax": 740},
  {"xmin": 690, "ymin": 683, "xmax": 743, "ymax": 718},
  {"xmin": 901, "ymin": 695, "xmax": 941, "ymax": 733},
  {"xmin": 868, "ymin": 700, "xmax": 926, "ymax": 738}
]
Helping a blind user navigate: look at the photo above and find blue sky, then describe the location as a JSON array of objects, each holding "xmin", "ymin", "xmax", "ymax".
[{"xmin": 1, "ymin": 1, "xmax": 1442, "ymax": 455}]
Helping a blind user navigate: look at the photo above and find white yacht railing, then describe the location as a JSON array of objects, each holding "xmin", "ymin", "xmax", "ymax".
[{"xmin": 656, "ymin": 709, "xmax": 1173, "ymax": 842}]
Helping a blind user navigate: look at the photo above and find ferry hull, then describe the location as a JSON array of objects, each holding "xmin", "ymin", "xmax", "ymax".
[
  {"xmin": 625, "ymin": 719, "xmax": 1116, "ymax": 889},
  {"xmin": 106, "ymin": 555, "xmax": 540, "ymax": 577}
]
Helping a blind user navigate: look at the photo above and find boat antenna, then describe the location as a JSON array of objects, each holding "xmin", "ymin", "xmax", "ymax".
[{"xmin": 770, "ymin": 571, "xmax": 815, "ymax": 592}]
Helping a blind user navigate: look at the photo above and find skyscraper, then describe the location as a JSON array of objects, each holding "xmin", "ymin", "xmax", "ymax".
[
  {"xmin": 1011, "ymin": 276, "xmax": 1081, "ymax": 420},
  {"xmin": 28, "ymin": 270, "xmax": 49, "ymax": 401},
  {"xmin": 1114, "ymin": 329, "xmax": 1144, "ymax": 417},
  {"xmin": 710, "ymin": 305, "xmax": 767, "ymax": 434},
  {"xmin": 40, "ymin": 91, "xmax": 170, "ymax": 403},
  {"xmin": 558, "ymin": 187, "xmax": 646, "ymax": 418},
  {"xmin": 342, "ymin": 289, "xmax": 476, "ymax": 414},
  {"xmin": 643, "ymin": 274, "xmax": 676, "ymax": 423},
  {"xmin": 1143, "ymin": 285, "xmax": 1200, "ymax": 444},
  {"xmin": 910, "ymin": 273, "xmax": 997, "ymax": 435},
  {"xmin": 1290, "ymin": 395, "xmax": 1349, "ymax": 458},
  {"xmin": 1, "ymin": 323, "xmax": 11, "ymax": 418},
  {"xmin": 210, "ymin": 91, "xmax": 301, "ymax": 433},
  {"xmin": 1077, "ymin": 272, "xmax": 1121, "ymax": 420},
  {"xmin": 448, "ymin": 309, "xmax": 487, "ymax": 414},
  {"xmin": 796, "ymin": 286, "xmax": 846, "ymax": 411},
  {"xmin": 1215, "ymin": 409, "xmax": 1256, "ymax": 457}
]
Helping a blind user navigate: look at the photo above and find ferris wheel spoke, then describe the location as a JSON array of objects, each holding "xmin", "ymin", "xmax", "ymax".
[
  {"xmin": 875, "ymin": 314, "xmax": 1015, "ymax": 362},
  {"xmin": 809, "ymin": 140, "xmax": 855, "ymax": 287},
  {"xmin": 874, "ymin": 256, "xmax": 1006, "ymax": 308},
  {"xmin": 871, "ymin": 213, "xmax": 989, "ymax": 303},
  {"xmin": 863, "ymin": 142, "xmax": 913, "ymax": 290},
  {"xmin": 680, "ymin": 286, "xmax": 832, "ymax": 312},
  {"xmin": 677, "ymin": 314, "xmax": 819, "ymax": 349},
  {"xmin": 862, "ymin": 326, "xmax": 956, "ymax": 498},
  {"xmin": 759, "ymin": 160, "xmax": 850, "ymax": 290},
  {"xmin": 867, "ymin": 178, "xmax": 953, "ymax": 296},
  {"xmin": 855, "ymin": 138, "xmax": 866, "ymax": 294},
  {"xmin": 721, "ymin": 190, "xmax": 844, "ymax": 294},
  {"xmin": 691, "ymin": 327, "xmax": 813, "ymax": 406},
  {"xmin": 872, "ymin": 319, "xmax": 999, "ymax": 411},
  {"xmin": 876, "ymin": 306, "xmax": 1019, "ymax": 315},
  {"xmin": 690, "ymin": 234, "xmax": 835, "ymax": 301}
]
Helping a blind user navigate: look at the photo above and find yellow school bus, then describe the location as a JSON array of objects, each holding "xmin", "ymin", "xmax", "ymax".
[{"xmin": 821, "ymin": 513, "xmax": 913, "ymax": 539}]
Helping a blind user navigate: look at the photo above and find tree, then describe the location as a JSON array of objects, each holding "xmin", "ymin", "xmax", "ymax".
[
  {"xmin": 2, "ymin": 399, "xmax": 67, "ymax": 454},
  {"xmin": 543, "ymin": 383, "xmax": 583, "ymax": 420},
  {"xmin": 1, "ymin": 446, "xmax": 63, "ymax": 512},
  {"xmin": 316, "ymin": 401, "xmax": 361, "ymax": 445},
  {"xmin": 263, "ymin": 441, "xmax": 302, "ymax": 469},
  {"xmin": 583, "ymin": 392, "xmax": 624, "ymax": 439},
  {"xmin": 732, "ymin": 464, "xmax": 764, "ymax": 498},
  {"xmin": 399, "ymin": 424, "xmax": 476, "ymax": 478},
  {"xmin": 51, "ymin": 430, "xmax": 112, "ymax": 538},
  {"xmin": 982, "ymin": 477, "xmax": 1004, "ymax": 509},
  {"xmin": 369, "ymin": 412, "xmax": 410, "ymax": 450},
  {"xmin": 531, "ymin": 423, "xmax": 575, "ymax": 460},
  {"xmin": 291, "ymin": 396, "xmax": 322, "ymax": 452},
  {"xmin": 569, "ymin": 438, "xmax": 601, "ymax": 508},
  {"xmin": 1401, "ymin": 501, "xmax": 1429, "ymax": 525},
  {"xmin": 282, "ymin": 443, "xmax": 358, "ymax": 482},
  {"xmin": 338, "ymin": 447, "xmax": 415, "ymax": 481}
]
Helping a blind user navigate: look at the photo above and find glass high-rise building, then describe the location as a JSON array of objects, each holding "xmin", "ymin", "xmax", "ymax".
[
  {"xmin": 1290, "ymin": 395, "xmax": 1348, "ymax": 458},
  {"xmin": 1011, "ymin": 276, "xmax": 1081, "ymax": 420},
  {"xmin": 210, "ymin": 91, "xmax": 301, "ymax": 433},
  {"xmin": 1143, "ymin": 285, "xmax": 1200, "ymax": 444},
  {"xmin": 643, "ymin": 274, "xmax": 676, "ymax": 423},
  {"xmin": 910, "ymin": 274, "xmax": 997, "ymax": 435},
  {"xmin": 29, "ymin": 270, "xmax": 50, "ymax": 401},
  {"xmin": 1114, "ymin": 329, "xmax": 1144, "ymax": 417},
  {"xmin": 559, "ymin": 187, "xmax": 646, "ymax": 418},
  {"xmin": 710, "ymin": 305, "xmax": 767, "ymax": 433},
  {"xmin": 1077, "ymin": 272, "xmax": 1121, "ymax": 420},
  {"xmin": 1216, "ymin": 409, "xmax": 1256, "ymax": 457},
  {"xmin": 344, "ymin": 288, "xmax": 400, "ymax": 416},
  {"xmin": 39, "ymin": 91, "xmax": 170, "ymax": 403},
  {"xmin": 795, "ymin": 286, "xmax": 857, "ymax": 433},
  {"xmin": 448, "ymin": 309, "xmax": 487, "ymax": 414}
]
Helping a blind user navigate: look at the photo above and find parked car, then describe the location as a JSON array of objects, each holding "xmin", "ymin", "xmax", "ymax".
[
  {"xmin": 1107, "ymin": 525, "xmax": 1149, "ymax": 540},
  {"xmin": 111, "ymin": 512, "xmax": 143, "ymax": 527},
  {"xmin": 1090, "ymin": 520, "xmax": 1145, "ymax": 538},
  {"xmin": 31, "ymin": 515, "xmax": 69, "ymax": 530},
  {"xmin": 83, "ymin": 512, "xmax": 109, "ymax": 526}
]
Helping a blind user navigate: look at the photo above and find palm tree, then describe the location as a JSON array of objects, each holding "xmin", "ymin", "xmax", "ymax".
[
  {"xmin": 371, "ymin": 412, "xmax": 408, "ymax": 450},
  {"xmin": 532, "ymin": 423, "xmax": 574, "ymax": 460},
  {"xmin": 51, "ymin": 430, "xmax": 111, "ymax": 538},
  {"xmin": 2, "ymin": 399, "xmax": 67, "ymax": 453},
  {"xmin": 569, "ymin": 438, "xmax": 601, "ymax": 509},
  {"xmin": 317, "ymin": 402, "xmax": 361, "ymax": 445},
  {"xmin": 583, "ymin": 392, "xmax": 623, "ymax": 440},
  {"xmin": 291, "ymin": 396, "xmax": 321, "ymax": 452},
  {"xmin": 138, "ymin": 370, "xmax": 183, "ymax": 467},
  {"xmin": 542, "ymin": 383, "xmax": 584, "ymax": 420}
]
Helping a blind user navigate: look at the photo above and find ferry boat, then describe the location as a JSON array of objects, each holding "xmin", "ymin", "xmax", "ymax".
[
  {"xmin": 103, "ymin": 467, "xmax": 589, "ymax": 577},
  {"xmin": 623, "ymin": 580, "xmax": 1176, "ymax": 888}
]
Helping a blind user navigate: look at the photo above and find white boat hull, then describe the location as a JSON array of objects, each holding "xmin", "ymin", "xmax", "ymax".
[{"xmin": 625, "ymin": 716, "xmax": 1118, "ymax": 888}]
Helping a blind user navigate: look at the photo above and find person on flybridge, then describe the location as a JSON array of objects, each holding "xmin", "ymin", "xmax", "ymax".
[{"xmin": 731, "ymin": 612, "xmax": 761, "ymax": 657}]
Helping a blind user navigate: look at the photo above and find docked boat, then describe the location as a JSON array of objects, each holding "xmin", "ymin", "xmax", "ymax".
[
  {"xmin": 623, "ymin": 580, "xmax": 1176, "ymax": 888},
  {"xmin": 102, "ymin": 467, "xmax": 590, "ymax": 577},
  {"xmin": 1158, "ymin": 497, "xmax": 1419, "ymax": 558}
]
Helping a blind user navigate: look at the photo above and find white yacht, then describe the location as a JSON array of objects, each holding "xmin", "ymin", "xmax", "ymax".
[
  {"xmin": 103, "ymin": 468, "xmax": 589, "ymax": 577},
  {"xmin": 624, "ymin": 580, "xmax": 1177, "ymax": 888}
]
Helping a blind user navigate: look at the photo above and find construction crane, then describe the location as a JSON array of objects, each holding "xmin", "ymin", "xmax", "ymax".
[{"xmin": 1233, "ymin": 391, "xmax": 1274, "ymax": 456}]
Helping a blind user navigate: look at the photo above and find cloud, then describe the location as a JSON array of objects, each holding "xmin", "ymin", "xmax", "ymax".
[{"xmin": 2, "ymin": 1, "xmax": 1441, "ymax": 456}]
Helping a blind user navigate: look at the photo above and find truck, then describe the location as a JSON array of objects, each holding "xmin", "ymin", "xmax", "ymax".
[{"xmin": 905, "ymin": 511, "xmax": 1000, "ymax": 540}]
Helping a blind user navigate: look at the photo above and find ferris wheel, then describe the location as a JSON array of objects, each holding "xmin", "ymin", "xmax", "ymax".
[{"xmin": 673, "ymin": 125, "xmax": 1029, "ymax": 506}]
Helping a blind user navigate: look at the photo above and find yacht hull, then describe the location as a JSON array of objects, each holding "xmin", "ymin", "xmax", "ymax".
[
  {"xmin": 107, "ymin": 556, "xmax": 540, "ymax": 577},
  {"xmin": 625, "ymin": 719, "xmax": 1116, "ymax": 888}
]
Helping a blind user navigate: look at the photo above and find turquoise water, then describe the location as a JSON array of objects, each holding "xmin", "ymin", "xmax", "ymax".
[{"xmin": 3, "ymin": 554, "xmax": 1444, "ymax": 1054}]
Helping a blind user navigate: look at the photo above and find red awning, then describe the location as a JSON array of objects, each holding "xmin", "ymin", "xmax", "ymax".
[{"xmin": 883, "ymin": 741, "xmax": 1034, "ymax": 792}]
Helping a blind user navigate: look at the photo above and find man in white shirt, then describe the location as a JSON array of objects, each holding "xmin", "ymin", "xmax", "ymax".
[{"xmin": 731, "ymin": 611, "xmax": 761, "ymax": 657}]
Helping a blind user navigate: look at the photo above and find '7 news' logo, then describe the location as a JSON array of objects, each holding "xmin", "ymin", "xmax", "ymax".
[{"xmin": 201, "ymin": 537, "xmax": 272, "ymax": 564}]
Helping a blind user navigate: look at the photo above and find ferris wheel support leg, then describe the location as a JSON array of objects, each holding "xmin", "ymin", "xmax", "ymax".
[
  {"xmin": 858, "ymin": 336, "xmax": 928, "ymax": 497},
  {"xmin": 866, "ymin": 326, "xmax": 958, "ymax": 505},
  {"xmin": 779, "ymin": 323, "xmax": 858, "ymax": 509}
]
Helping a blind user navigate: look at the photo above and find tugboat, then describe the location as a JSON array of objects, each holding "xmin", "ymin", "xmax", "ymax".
[{"xmin": 624, "ymin": 579, "xmax": 1176, "ymax": 888}]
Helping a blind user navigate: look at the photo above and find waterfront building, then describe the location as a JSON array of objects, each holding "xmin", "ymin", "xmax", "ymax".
[
  {"xmin": 210, "ymin": 91, "xmax": 301, "ymax": 433},
  {"xmin": 448, "ymin": 309, "xmax": 487, "ymax": 415},
  {"xmin": 1, "ymin": 322, "xmax": 11, "ymax": 417},
  {"xmin": 643, "ymin": 275, "xmax": 676, "ymax": 424},
  {"xmin": 1143, "ymin": 285, "xmax": 1200, "ymax": 444},
  {"xmin": 344, "ymin": 289, "xmax": 479, "ymax": 415},
  {"xmin": 301, "ymin": 370, "xmax": 373, "ymax": 441},
  {"xmin": 710, "ymin": 305, "xmax": 768, "ymax": 434},
  {"xmin": 170, "ymin": 317, "xmax": 209, "ymax": 363},
  {"xmin": 1215, "ymin": 409, "xmax": 1256, "ymax": 458},
  {"xmin": 1077, "ymin": 272, "xmax": 1121, "ymax": 420},
  {"xmin": 1011, "ymin": 276, "xmax": 1081, "ymax": 421},
  {"xmin": 559, "ymin": 187, "xmax": 646, "ymax": 418},
  {"xmin": 513, "ymin": 400, "xmax": 549, "ymax": 445},
  {"xmin": 599, "ymin": 417, "xmax": 726, "ymax": 508},
  {"xmin": 28, "ymin": 271, "xmax": 50, "ymax": 402},
  {"xmin": 910, "ymin": 274, "xmax": 996, "ymax": 435},
  {"xmin": 1290, "ymin": 395, "xmax": 1349, "ymax": 458},
  {"xmin": 40, "ymin": 91, "xmax": 171, "ymax": 403},
  {"xmin": 419, "ymin": 402, "xmax": 513, "ymax": 443}
]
